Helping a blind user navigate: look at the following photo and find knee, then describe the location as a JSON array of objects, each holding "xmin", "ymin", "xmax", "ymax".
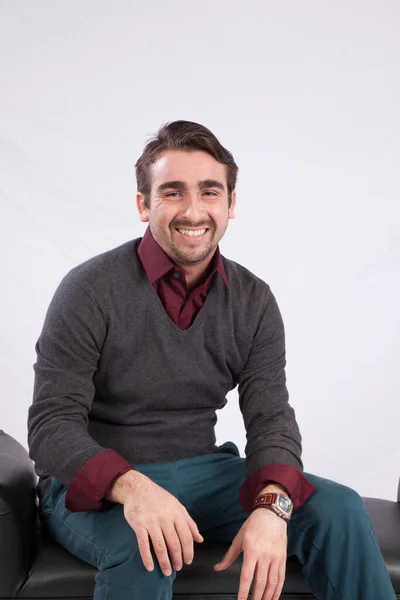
[
  {"xmin": 96, "ymin": 530, "xmax": 174, "ymax": 597},
  {"xmin": 305, "ymin": 480, "xmax": 366, "ymax": 527},
  {"xmin": 98, "ymin": 522, "xmax": 140, "ymax": 571}
]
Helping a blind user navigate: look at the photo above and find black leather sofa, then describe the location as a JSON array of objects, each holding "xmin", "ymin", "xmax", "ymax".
[{"xmin": 1, "ymin": 430, "xmax": 399, "ymax": 599}]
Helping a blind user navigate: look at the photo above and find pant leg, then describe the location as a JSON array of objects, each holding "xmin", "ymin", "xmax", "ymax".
[
  {"xmin": 288, "ymin": 472, "xmax": 397, "ymax": 600},
  {"xmin": 176, "ymin": 445, "xmax": 396, "ymax": 600},
  {"xmin": 175, "ymin": 443, "xmax": 249, "ymax": 542},
  {"xmin": 40, "ymin": 462, "xmax": 179, "ymax": 600}
]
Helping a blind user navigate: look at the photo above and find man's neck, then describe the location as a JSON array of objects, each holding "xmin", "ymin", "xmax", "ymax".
[{"xmin": 179, "ymin": 256, "xmax": 216, "ymax": 294}]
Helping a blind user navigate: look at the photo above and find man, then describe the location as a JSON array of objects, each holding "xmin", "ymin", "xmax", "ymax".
[{"xmin": 28, "ymin": 121, "xmax": 396, "ymax": 600}]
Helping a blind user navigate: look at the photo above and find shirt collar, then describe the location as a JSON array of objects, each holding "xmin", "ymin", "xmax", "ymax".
[{"xmin": 137, "ymin": 226, "xmax": 229, "ymax": 290}]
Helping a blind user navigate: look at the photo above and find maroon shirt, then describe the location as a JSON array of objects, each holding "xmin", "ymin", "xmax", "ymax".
[{"xmin": 66, "ymin": 227, "xmax": 315, "ymax": 513}]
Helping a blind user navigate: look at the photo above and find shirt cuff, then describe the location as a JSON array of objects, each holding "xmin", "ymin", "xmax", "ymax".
[
  {"xmin": 65, "ymin": 448, "xmax": 134, "ymax": 512},
  {"xmin": 239, "ymin": 464, "xmax": 316, "ymax": 514}
]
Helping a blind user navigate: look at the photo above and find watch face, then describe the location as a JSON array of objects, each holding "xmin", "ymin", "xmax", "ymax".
[{"xmin": 278, "ymin": 496, "xmax": 292, "ymax": 512}]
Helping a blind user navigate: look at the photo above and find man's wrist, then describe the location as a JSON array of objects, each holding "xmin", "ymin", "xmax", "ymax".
[
  {"xmin": 105, "ymin": 469, "xmax": 145, "ymax": 504},
  {"xmin": 252, "ymin": 483, "xmax": 293, "ymax": 522},
  {"xmin": 251, "ymin": 504, "xmax": 289, "ymax": 524}
]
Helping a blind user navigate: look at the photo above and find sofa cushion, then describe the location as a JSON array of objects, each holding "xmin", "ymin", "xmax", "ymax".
[
  {"xmin": 17, "ymin": 497, "xmax": 400, "ymax": 599},
  {"xmin": 17, "ymin": 533, "xmax": 313, "ymax": 599},
  {"xmin": 362, "ymin": 497, "xmax": 400, "ymax": 593}
]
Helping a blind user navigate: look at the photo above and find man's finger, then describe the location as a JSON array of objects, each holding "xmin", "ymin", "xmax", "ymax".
[
  {"xmin": 251, "ymin": 560, "xmax": 270, "ymax": 600},
  {"xmin": 237, "ymin": 556, "xmax": 257, "ymax": 600},
  {"xmin": 135, "ymin": 525, "xmax": 154, "ymax": 571},
  {"xmin": 148, "ymin": 526, "xmax": 172, "ymax": 576},
  {"xmin": 261, "ymin": 561, "xmax": 279, "ymax": 600},
  {"xmin": 187, "ymin": 516, "xmax": 204, "ymax": 544},
  {"xmin": 175, "ymin": 521, "xmax": 195, "ymax": 565},
  {"xmin": 162, "ymin": 523, "xmax": 183, "ymax": 571},
  {"xmin": 214, "ymin": 537, "xmax": 240, "ymax": 570},
  {"xmin": 270, "ymin": 560, "xmax": 286, "ymax": 600}
]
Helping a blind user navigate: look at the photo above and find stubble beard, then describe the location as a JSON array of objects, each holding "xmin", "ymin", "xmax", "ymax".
[
  {"xmin": 169, "ymin": 220, "xmax": 229, "ymax": 266},
  {"xmin": 169, "ymin": 236, "xmax": 217, "ymax": 266}
]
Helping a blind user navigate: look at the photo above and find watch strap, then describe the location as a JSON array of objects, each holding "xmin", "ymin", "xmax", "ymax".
[
  {"xmin": 251, "ymin": 492, "xmax": 292, "ymax": 523},
  {"xmin": 253, "ymin": 493, "xmax": 278, "ymax": 507}
]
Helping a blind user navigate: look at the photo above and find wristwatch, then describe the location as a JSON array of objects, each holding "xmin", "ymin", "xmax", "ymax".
[{"xmin": 252, "ymin": 492, "xmax": 293, "ymax": 522}]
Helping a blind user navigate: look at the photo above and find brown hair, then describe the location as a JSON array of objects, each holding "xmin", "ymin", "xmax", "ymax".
[{"xmin": 135, "ymin": 120, "xmax": 238, "ymax": 208}]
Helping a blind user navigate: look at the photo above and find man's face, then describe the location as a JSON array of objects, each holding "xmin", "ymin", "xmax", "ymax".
[{"xmin": 137, "ymin": 150, "xmax": 236, "ymax": 268}]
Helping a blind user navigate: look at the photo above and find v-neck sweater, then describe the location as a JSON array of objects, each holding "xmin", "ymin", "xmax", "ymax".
[
  {"xmin": 136, "ymin": 226, "xmax": 229, "ymax": 330},
  {"xmin": 28, "ymin": 238, "xmax": 307, "ymax": 508}
]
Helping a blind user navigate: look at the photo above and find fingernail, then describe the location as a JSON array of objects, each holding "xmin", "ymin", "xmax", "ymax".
[{"xmin": 164, "ymin": 569, "xmax": 172, "ymax": 576}]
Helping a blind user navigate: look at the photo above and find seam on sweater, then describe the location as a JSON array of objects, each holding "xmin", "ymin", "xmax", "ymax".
[{"xmin": 289, "ymin": 522, "xmax": 340, "ymax": 599}]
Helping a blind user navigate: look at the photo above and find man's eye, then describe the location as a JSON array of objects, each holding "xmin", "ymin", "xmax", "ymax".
[
  {"xmin": 165, "ymin": 192, "xmax": 181, "ymax": 197},
  {"xmin": 203, "ymin": 191, "xmax": 217, "ymax": 196}
]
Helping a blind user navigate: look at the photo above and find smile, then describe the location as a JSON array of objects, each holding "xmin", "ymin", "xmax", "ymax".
[{"xmin": 176, "ymin": 228, "xmax": 208, "ymax": 238}]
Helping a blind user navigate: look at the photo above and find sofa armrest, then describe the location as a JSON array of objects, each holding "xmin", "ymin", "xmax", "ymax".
[{"xmin": 0, "ymin": 430, "xmax": 37, "ymax": 598}]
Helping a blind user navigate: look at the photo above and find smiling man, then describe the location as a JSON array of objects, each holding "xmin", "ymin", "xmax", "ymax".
[
  {"xmin": 28, "ymin": 121, "xmax": 396, "ymax": 600},
  {"xmin": 137, "ymin": 148, "xmax": 235, "ymax": 294}
]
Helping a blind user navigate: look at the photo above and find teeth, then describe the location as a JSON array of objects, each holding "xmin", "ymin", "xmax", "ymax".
[{"xmin": 178, "ymin": 228, "xmax": 207, "ymax": 237}]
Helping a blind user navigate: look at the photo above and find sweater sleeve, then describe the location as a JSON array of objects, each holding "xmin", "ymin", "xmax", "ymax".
[
  {"xmin": 28, "ymin": 271, "xmax": 127, "ymax": 488},
  {"xmin": 237, "ymin": 289, "xmax": 308, "ymax": 478}
]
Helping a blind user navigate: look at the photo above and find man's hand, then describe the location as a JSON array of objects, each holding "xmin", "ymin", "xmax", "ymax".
[
  {"xmin": 214, "ymin": 504, "xmax": 287, "ymax": 600},
  {"xmin": 106, "ymin": 470, "xmax": 204, "ymax": 576}
]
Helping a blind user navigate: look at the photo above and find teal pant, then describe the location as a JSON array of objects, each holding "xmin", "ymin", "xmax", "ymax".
[{"xmin": 41, "ymin": 443, "xmax": 396, "ymax": 600}]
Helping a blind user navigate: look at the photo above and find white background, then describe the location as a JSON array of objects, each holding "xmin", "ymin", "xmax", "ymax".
[{"xmin": 1, "ymin": 1, "xmax": 399, "ymax": 500}]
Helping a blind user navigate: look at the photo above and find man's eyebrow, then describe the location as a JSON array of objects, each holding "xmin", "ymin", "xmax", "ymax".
[
  {"xmin": 199, "ymin": 179, "xmax": 225, "ymax": 191},
  {"xmin": 156, "ymin": 179, "xmax": 225, "ymax": 193},
  {"xmin": 157, "ymin": 181, "xmax": 187, "ymax": 192}
]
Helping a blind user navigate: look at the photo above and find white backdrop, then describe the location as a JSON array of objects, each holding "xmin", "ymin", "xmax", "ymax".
[{"xmin": 1, "ymin": 0, "xmax": 399, "ymax": 501}]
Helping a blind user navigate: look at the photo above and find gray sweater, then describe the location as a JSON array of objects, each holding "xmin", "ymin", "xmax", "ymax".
[{"xmin": 28, "ymin": 238, "xmax": 303, "ymax": 492}]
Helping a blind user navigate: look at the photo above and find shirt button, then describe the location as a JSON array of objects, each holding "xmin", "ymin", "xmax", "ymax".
[{"xmin": 173, "ymin": 271, "xmax": 181, "ymax": 278}]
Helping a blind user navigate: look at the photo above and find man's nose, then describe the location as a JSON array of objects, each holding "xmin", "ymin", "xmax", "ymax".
[{"xmin": 181, "ymin": 193, "xmax": 203, "ymax": 220}]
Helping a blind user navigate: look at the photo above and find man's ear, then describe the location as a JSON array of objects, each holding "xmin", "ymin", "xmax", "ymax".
[
  {"xmin": 136, "ymin": 193, "xmax": 150, "ymax": 223},
  {"xmin": 228, "ymin": 189, "xmax": 236, "ymax": 219}
]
